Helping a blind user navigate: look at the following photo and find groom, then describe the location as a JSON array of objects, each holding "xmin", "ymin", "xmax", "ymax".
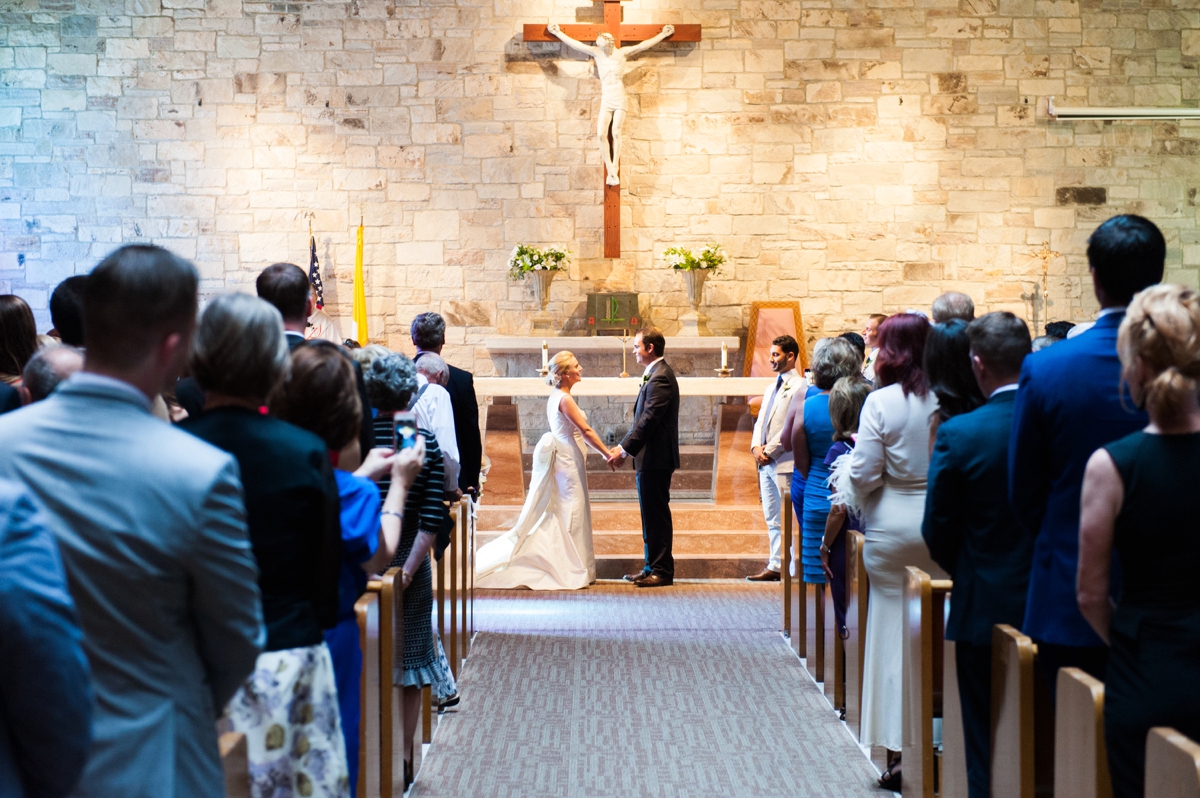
[{"xmin": 607, "ymin": 327, "xmax": 681, "ymax": 588}]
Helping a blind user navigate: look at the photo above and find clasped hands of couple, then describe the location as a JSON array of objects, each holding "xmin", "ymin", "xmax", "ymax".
[{"xmin": 603, "ymin": 445, "xmax": 628, "ymax": 471}]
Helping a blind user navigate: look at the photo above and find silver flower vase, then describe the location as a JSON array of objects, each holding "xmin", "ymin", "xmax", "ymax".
[
  {"xmin": 529, "ymin": 269, "xmax": 555, "ymax": 332},
  {"xmin": 678, "ymin": 269, "xmax": 710, "ymax": 336}
]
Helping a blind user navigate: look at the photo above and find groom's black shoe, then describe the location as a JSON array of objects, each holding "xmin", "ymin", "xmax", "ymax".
[
  {"xmin": 634, "ymin": 573, "xmax": 672, "ymax": 588},
  {"xmin": 624, "ymin": 570, "xmax": 649, "ymax": 582}
]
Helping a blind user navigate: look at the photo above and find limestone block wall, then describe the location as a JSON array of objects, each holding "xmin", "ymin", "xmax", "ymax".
[{"xmin": 2, "ymin": 0, "xmax": 1199, "ymax": 371}]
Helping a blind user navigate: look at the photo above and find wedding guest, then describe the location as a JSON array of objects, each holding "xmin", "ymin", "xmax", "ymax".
[
  {"xmin": 923, "ymin": 311, "xmax": 1034, "ymax": 798},
  {"xmin": 0, "ymin": 244, "xmax": 265, "ymax": 798},
  {"xmin": 1078, "ymin": 284, "xmax": 1200, "ymax": 798},
  {"xmin": 747, "ymin": 335, "xmax": 803, "ymax": 582},
  {"xmin": 790, "ymin": 338, "xmax": 862, "ymax": 587},
  {"xmin": 924, "ymin": 319, "xmax": 986, "ymax": 449},
  {"xmin": 1045, "ymin": 320, "xmax": 1075, "ymax": 340},
  {"xmin": 821, "ymin": 376, "xmax": 872, "ymax": 638},
  {"xmin": 1010, "ymin": 214, "xmax": 1164, "ymax": 692},
  {"xmin": 359, "ymin": 350, "xmax": 455, "ymax": 779},
  {"xmin": 862, "ymin": 314, "xmax": 886, "ymax": 381},
  {"xmin": 931, "ymin": 291, "xmax": 975, "ymax": 324},
  {"xmin": 22, "ymin": 345, "xmax": 83, "ymax": 402},
  {"xmin": 0, "ymin": 479, "xmax": 92, "ymax": 798},
  {"xmin": 411, "ymin": 312, "xmax": 482, "ymax": 497},
  {"xmin": 0, "ymin": 295, "xmax": 37, "ymax": 389},
  {"xmin": 839, "ymin": 331, "xmax": 867, "ymax": 365},
  {"xmin": 271, "ymin": 341, "xmax": 425, "ymax": 796},
  {"xmin": 834, "ymin": 312, "xmax": 946, "ymax": 790},
  {"xmin": 415, "ymin": 352, "xmax": 461, "ymax": 499},
  {"xmin": 257, "ymin": 262, "xmax": 374, "ymax": 458},
  {"xmin": 180, "ymin": 294, "xmax": 350, "ymax": 796},
  {"xmin": 48, "ymin": 275, "xmax": 87, "ymax": 347}
]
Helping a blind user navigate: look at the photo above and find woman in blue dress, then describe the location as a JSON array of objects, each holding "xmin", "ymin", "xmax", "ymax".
[{"xmin": 790, "ymin": 338, "xmax": 865, "ymax": 584}]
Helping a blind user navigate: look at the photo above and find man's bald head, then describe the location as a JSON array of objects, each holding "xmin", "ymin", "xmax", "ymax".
[
  {"xmin": 416, "ymin": 353, "xmax": 449, "ymax": 387},
  {"xmin": 23, "ymin": 344, "xmax": 85, "ymax": 402},
  {"xmin": 932, "ymin": 291, "xmax": 975, "ymax": 324}
]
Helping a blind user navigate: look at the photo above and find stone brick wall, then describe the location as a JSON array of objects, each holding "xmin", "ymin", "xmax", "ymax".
[{"xmin": 2, "ymin": 0, "xmax": 1199, "ymax": 371}]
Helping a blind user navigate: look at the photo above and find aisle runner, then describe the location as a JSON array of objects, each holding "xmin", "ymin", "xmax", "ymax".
[{"xmin": 412, "ymin": 583, "xmax": 881, "ymax": 797}]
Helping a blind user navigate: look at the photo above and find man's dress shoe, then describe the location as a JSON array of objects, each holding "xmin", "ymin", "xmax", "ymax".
[
  {"xmin": 634, "ymin": 573, "xmax": 672, "ymax": 588},
  {"xmin": 745, "ymin": 568, "xmax": 781, "ymax": 582},
  {"xmin": 624, "ymin": 570, "xmax": 649, "ymax": 582}
]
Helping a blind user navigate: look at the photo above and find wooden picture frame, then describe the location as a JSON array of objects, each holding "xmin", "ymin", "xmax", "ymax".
[{"xmin": 744, "ymin": 301, "xmax": 807, "ymax": 377}]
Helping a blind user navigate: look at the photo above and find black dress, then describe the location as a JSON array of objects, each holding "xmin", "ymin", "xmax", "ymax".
[
  {"xmin": 182, "ymin": 406, "xmax": 342, "ymax": 649},
  {"xmin": 372, "ymin": 416, "xmax": 445, "ymax": 687},
  {"xmin": 1102, "ymin": 430, "xmax": 1200, "ymax": 798}
]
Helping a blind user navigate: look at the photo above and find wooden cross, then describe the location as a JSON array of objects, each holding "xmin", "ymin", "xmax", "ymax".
[
  {"xmin": 524, "ymin": 1, "xmax": 701, "ymax": 259},
  {"xmin": 1022, "ymin": 240, "xmax": 1062, "ymax": 332}
]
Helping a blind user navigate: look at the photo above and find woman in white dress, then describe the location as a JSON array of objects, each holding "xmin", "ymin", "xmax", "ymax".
[
  {"xmin": 476, "ymin": 351, "xmax": 612, "ymax": 590},
  {"xmin": 831, "ymin": 313, "xmax": 949, "ymax": 789}
]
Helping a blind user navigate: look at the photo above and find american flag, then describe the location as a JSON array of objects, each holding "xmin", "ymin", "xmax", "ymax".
[{"xmin": 308, "ymin": 234, "xmax": 324, "ymax": 309}]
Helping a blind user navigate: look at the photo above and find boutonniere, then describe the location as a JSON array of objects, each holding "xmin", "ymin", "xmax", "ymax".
[{"xmin": 642, "ymin": 373, "xmax": 650, "ymax": 384}]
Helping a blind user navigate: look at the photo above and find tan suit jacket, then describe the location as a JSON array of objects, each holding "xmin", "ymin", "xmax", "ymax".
[{"xmin": 751, "ymin": 370, "xmax": 804, "ymax": 475}]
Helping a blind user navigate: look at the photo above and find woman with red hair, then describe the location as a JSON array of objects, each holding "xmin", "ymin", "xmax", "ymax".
[{"xmin": 830, "ymin": 312, "xmax": 949, "ymax": 790}]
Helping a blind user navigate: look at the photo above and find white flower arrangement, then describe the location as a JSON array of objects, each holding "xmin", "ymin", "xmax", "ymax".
[
  {"xmin": 507, "ymin": 244, "xmax": 570, "ymax": 280},
  {"xmin": 662, "ymin": 243, "xmax": 725, "ymax": 274}
]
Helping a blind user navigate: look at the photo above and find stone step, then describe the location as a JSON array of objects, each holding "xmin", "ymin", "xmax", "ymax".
[
  {"xmin": 476, "ymin": 528, "xmax": 767, "ymax": 556},
  {"xmin": 594, "ymin": 555, "xmax": 766, "ymax": 580},
  {"xmin": 476, "ymin": 502, "xmax": 767, "ymax": 532}
]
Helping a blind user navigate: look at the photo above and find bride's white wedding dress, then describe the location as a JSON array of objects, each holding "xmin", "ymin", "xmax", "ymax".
[{"xmin": 475, "ymin": 389, "xmax": 596, "ymax": 590}]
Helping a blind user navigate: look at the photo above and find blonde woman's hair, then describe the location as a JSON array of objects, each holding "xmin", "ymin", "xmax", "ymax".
[
  {"xmin": 545, "ymin": 351, "xmax": 578, "ymax": 388},
  {"xmin": 1118, "ymin": 283, "xmax": 1200, "ymax": 423},
  {"xmin": 350, "ymin": 343, "xmax": 391, "ymax": 368}
]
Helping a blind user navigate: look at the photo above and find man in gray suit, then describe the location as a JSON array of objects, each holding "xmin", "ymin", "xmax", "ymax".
[{"xmin": 0, "ymin": 245, "xmax": 264, "ymax": 798}]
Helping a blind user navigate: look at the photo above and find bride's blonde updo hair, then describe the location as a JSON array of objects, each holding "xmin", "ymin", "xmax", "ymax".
[
  {"xmin": 1118, "ymin": 283, "xmax": 1200, "ymax": 422},
  {"xmin": 545, "ymin": 351, "xmax": 578, "ymax": 388}
]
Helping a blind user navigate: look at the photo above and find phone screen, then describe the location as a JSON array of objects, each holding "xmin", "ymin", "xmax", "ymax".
[{"xmin": 393, "ymin": 411, "xmax": 418, "ymax": 451}]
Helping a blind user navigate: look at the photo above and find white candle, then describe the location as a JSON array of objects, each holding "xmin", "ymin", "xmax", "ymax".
[
  {"xmin": 541, "ymin": 340, "xmax": 549, "ymax": 369},
  {"xmin": 721, "ymin": 341, "xmax": 728, "ymax": 369}
]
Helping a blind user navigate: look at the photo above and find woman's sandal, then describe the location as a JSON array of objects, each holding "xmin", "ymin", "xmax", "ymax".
[{"xmin": 877, "ymin": 758, "xmax": 901, "ymax": 791}]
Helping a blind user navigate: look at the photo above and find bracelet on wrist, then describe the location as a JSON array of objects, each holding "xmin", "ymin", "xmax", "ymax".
[{"xmin": 381, "ymin": 510, "xmax": 403, "ymax": 520}]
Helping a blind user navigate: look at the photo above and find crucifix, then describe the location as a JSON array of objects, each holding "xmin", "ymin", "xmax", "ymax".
[
  {"xmin": 1021, "ymin": 240, "xmax": 1062, "ymax": 334},
  {"xmin": 524, "ymin": 2, "xmax": 701, "ymax": 258}
]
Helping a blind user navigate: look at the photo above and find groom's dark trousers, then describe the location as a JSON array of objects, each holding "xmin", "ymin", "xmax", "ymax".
[
  {"xmin": 636, "ymin": 469, "xmax": 674, "ymax": 578},
  {"xmin": 620, "ymin": 359, "xmax": 681, "ymax": 580}
]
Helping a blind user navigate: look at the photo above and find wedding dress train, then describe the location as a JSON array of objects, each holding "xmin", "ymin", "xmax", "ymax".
[{"xmin": 475, "ymin": 389, "xmax": 596, "ymax": 590}]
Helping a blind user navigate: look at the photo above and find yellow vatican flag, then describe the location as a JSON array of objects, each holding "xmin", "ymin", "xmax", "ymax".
[{"xmin": 352, "ymin": 219, "xmax": 367, "ymax": 345}]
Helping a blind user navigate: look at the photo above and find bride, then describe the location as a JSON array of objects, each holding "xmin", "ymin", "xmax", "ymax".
[{"xmin": 475, "ymin": 351, "xmax": 611, "ymax": 590}]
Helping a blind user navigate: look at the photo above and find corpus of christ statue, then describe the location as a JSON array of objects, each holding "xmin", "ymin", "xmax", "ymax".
[
  {"xmin": 523, "ymin": 2, "xmax": 701, "ymax": 257},
  {"xmin": 547, "ymin": 22, "xmax": 675, "ymax": 186}
]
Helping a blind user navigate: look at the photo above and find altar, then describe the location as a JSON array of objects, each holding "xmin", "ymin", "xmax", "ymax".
[
  {"xmin": 481, "ymin": 335, "xmax": 752, "ymax": 448},
  {"xmin": 476, "ymin": 336, "xmax": 774, "ymax": 578}
]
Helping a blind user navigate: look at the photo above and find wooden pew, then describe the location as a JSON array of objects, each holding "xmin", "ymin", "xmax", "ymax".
[
  {"xmin": 941, "ymin": 626, "xmax": 969, "ymax": 798},
  {"xmin": 457, "ymin": 497, "xmax": 472, "ymax": 664},
  {"xmin": 901, "ymin": 567, "xmax": 963, "ymax": 797},
  {"xmin": 824, "ymin": 580, "xmax": 842, "ymax": 711},
  {"xmin": 355, "ymin": 589, "xmax": 382, "ymax": 798},
  {"xmin": 1055, "ymin": 667, "xmax": 1111, "ymax": 798},
  {"xmin": 218, "ymin": 731, "xmax": 250, "ymax": 798},
  {"xmin": 844, "ymin": 530, "xmax": 868, "ymax": 736},
  {"xmin": 784, "ymin": 495, "xmax": 809, "ymax": 659},
  {"xmin": 781, "ymin": 493, "xmax": 794, "ymax": 641},
  {"xmin": 991, "ymin": 624, "xmax": 1037, "ymax": 798},
  {"xmin": 1145, "ymin": 728, "xmax": 1200, "ymax": 798},
  {"xmin": 806, "ymin": 581, "xmax": 824, "ymax": 682}
]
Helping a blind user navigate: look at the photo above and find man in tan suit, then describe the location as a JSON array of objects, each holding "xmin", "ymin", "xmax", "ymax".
[{"xmin": 748, "ymin": 335, "xmax": 804, "ymax": 581}]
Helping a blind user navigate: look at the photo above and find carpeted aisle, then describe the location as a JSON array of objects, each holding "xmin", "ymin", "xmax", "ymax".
[{"xmin": 411, "ymin": 582, "xmax": 882, "ymax": 797}]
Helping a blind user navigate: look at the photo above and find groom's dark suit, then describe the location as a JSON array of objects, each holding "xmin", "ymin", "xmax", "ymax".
[{"xmin": 620, "ymin": 359, "xmax": 680, "ymax": 579}]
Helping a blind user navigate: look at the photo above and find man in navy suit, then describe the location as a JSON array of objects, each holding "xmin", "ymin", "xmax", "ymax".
[
  {"xmin": 609, "ymin": 327, "xmax": 681, "ymax": 588},
  {"xmin": 924, "ymin": 311, "xmax": 1034, "ymax": 798},
  {"xmin": 1009, "ymin": 214, "xmax": 1165, "ymax": 692}
]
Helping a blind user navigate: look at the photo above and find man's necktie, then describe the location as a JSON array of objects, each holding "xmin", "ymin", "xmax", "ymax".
[{"xmin": 760, "ymin": 375, "xmax": 784, "ymax": 446}]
